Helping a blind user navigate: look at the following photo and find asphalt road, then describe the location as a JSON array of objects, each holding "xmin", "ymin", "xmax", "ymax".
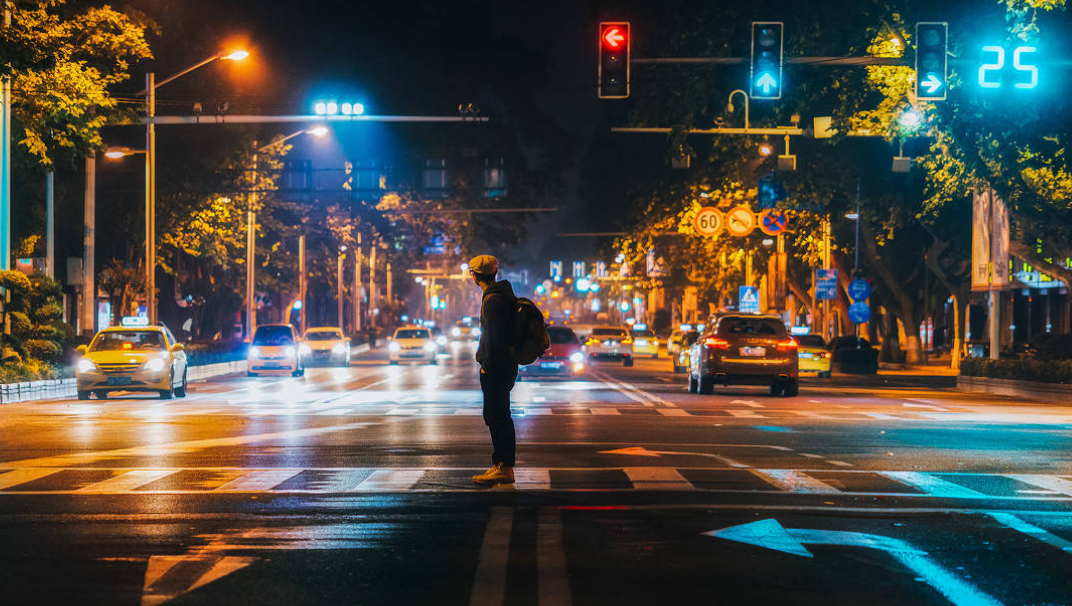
[{"xmin": 1, "ymin": 342, "xmax": 1071, "ymax": 605}]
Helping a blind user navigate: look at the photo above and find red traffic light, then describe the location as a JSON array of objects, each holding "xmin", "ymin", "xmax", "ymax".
[{"xmin": 602, "ymin": 25, "xmax": 627, "ymax": 49}]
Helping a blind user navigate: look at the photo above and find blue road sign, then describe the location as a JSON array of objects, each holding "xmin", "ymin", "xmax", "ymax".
[
  {"xmin": 815, "ymin": 269, "xmax": 838, "ymax": 301},
  {"xmin": 848, "ymin": 301, "xmax": 871, "ymax": 324},
  {"xmin": 739, "ymin": 285, "xmax": 760, "ymax": 313},
  {"xmin": 847, "ymin": 279, "xmax": 871, "ymax": 301}
]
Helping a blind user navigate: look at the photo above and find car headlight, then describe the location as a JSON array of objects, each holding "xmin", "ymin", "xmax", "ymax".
[
  {"xmin": 436, "ymin": 336, "xmax": 447, "ymax": 346},
  {"xmin": 248, "ymin": 346, "xmax": 261, "ymax": 358},
  {"xmin": 451, "ymin": 327, "xmax": 461, "ymax": 337},
  {"xmin": 389, "ymin": 342, "xmax": 401, "ymax": 352},
  {"xmin": 423, "ymin": 341, "xmax": 437, "ymax": 351},
  {"xmin": 76, "ymin": 358, "xmax": 96, "ymax": 374},
  {"xmin": 569, "ymin": 352, "xmax": 584, "ymax": 364},
  {"xmin": 144, "ymin": 357, "xmax": 166, "ymax": 372},
  {"xmin": 284, "ymin": 346, "xmax": 297, "ymax": 358},
  {"xmin": 332, "ymin": 343, "xmax": 346, "ymax": 354},
  {"xmin": 472, "ymin": 327, "xmax": 481, "ymax": 337},
  {"xmin": 299, "ymin": 344, "xmax": 312, "ymax": 355}
]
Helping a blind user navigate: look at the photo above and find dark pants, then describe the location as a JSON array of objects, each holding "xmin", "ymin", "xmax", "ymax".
[{"xmin": 480, "ymin": 367, "xmax": 517, "ymax": 466}]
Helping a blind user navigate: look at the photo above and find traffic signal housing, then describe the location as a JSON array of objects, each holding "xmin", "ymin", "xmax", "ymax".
[
  {"xmin": 915, "ymin": 22, "xmax": 948, "ymax": 101},
  {"xmin": 750, "ymin": 22, "xmax": 784, "ymax": 100},
  {"xmin": 598, "ymin": 22, "xmax": 630, "ymax": 99}
]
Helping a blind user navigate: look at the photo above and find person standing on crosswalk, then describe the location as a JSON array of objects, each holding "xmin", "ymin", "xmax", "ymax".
[{"xmin": 467, "ymin": 255, "xmax": 519, "ymax": 486}]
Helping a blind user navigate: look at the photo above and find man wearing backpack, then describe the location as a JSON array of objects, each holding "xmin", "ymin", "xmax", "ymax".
[{"xmin": 468, "ymin": 254, "xmax": 519, "ymax": 485}]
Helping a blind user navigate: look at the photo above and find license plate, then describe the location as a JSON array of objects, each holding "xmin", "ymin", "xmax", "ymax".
[
  {"xmin": 799, "ymin": 352, "xmax": 814, "ymax": 358},
  {"xmin": 106, "ymin": 376, "xmax": 132, "ymax": 386},
  {"xmin": 263, "ymin": 362, "xmax": 281, "ymax": 368},
  {"xmin": 740, "ymin": 346, "xmax": 767, "ymax": 357},
  {"xmin": 541, "ymin": 362, "xmax": 562, "ymax": 369}
]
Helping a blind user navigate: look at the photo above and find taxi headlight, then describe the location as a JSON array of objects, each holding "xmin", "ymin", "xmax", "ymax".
[
  {"xmin": 569, "ymin": 352, "xmax": 584, "ymax": 364},
  {"xmin": 423, "ymin": 341, "xmax": 437, "ymax": 351},
  {"xmin": 389, "ymin": 342, "xmax": 401, "ymax": 353},
  {"xmin": 436, "ymin": 336, "xmax": 448, "ymax": 346},
  {"xmin": 77, "ymin": 358, "xmax": 97, "ymax": 374},
  {"xmin": 472, "ymin": 327, "xmax": 481, "ymax": 337},
  {"xmin": 332, "ymin": 343, "xmax": 346, "ymax": 354},
  {"xmin": 144, "ymin": 357, "xmax": 167, "ymax": 372},
  {"xmin": 284, "ymin": 346, "xmax": 297, "ymax": 358},
  {"xmin": 299, "ymin": 344, "xmax": 312, "ymax": 356},
  {"xmin": 248, "ymin": 346, "xmax": 261, "ymax": 358},
  {"xmin": 451, "ymin": 327, "xmax": 461, "ymax": 337}
]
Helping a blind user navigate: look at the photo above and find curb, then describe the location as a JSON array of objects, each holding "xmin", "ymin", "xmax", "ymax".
[{"xmin": 957, "ymin": 375, "xmax": 1072, "ymax": 404}]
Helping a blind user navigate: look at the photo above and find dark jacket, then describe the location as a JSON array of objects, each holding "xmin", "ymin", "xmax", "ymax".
[{"xmin": 476, "ymin": 280, "xmax": 518, "ymax": 371}]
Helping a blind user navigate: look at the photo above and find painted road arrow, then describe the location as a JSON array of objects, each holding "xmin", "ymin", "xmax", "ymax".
[
  {"xmin": 922, "ymin": 73, "xmax": 943, "ymax": 94},
  {"xmin": 704, "ymin": 519, "xmax": 1001, "ymax": 606},
  {"xmin": 600, "ymin": 446, "xmax": 748, "ymax": 467}
]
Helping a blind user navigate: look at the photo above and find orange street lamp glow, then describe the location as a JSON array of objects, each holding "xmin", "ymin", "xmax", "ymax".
[{"xmin": 222, "ymin": 50, "xmax": 249, "ymax": 61}]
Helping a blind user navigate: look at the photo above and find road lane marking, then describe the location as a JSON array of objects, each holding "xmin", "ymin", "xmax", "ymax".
[
  {"xmin": 77, "ymin": 470, "xmax": 178, "ymax": 494},
  {"xmin": 731, "ymin": 400, "xmax": 763, "ymax": 408},
  {"xmin": 385, "ymin": 408, "xmax": 419, "ymax": 415},
  {"xmin": 1005, "ymin": 474, "xmax": 1072, "ymax": 497},
  {"xmin": 881, "ymin": 472, "xmax": 986, "ymax": 498},
  {"xmin": 988, "ymin": 512, "xmax": 1072, "ymax": 554},
  {"xmin": 537, "ymin": 508, "xmax": 572, "ymax": 606},
  {"xmin": 792, "ymin": 411, "xmax": 837, "ymax": 420},
  {"xmin": 469, "ymin": 507, "xmax": 513, "ymax": 606},
  {"xmin": 624, "ymin": 467, "xmax": 692, "ymax": 490},
  {"xmin": 0, "ymin": 422, "xmax": 376, "ymax": 468},
  {"xmin": 212, "ymin": 470, "xmax": 303, "ymax": 492},
  {"xmin": 862, "ymin": 412, "xmax": 899, "ymax": 420},
  {"xmin": 799, "ymin": 453, "xmax": 824, "ymax": 459},
  {"xmin": 590, "ymin": 408, "xmax": 621, "ymax": 415},
  {"xmin": 349, "ymin": 469, "xmax": 424, "ymax": 492},
  {"xmin": 0, "ymin": 468, "xmax": 64, "ymax": 489},
  {"xmin": 753, "ymin": 470, "xmax": 841, "ymax": 494},
  {"xmin": 727, "ymin": 410, "xmax": 762, "ymax": 417},
  {"xmin": 656, "ymin": 408, "xmax": 691, "ymax": 416},
  {"xmin": 903, "ymin": 402, "xmax": 949, "ymax": 411},
  {"xmin": 827, "ymin": 461, "xmax": 854, "ymax": 467},
  {"xmin": 515, "ymin": 468, "xmax": 552, "ymax": 490}
]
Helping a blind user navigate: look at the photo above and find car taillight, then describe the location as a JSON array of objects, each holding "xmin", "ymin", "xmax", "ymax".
[
  {"xmin": 585, "ymin": 338, "xmax": 600, "ymax": 346},
  {"xmin": 820, "ymin": 351, "xmax": 831, "ymax": 358},
  {"xmin": 776, "ymin": 339, "xmax": 799, "ymax": 351},
  {"xmin": 703, "ymin": 336, "xmax": 729, "ymax": 350}
]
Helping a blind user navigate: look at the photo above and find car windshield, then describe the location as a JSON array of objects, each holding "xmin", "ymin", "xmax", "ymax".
[
  {"xmin": 632, "ymin": 329, "xmax": 656, "ymax": 338},
  {"xmin": 798, "ymin": 335, "xmax": 826, "ymax": 348},
  {"xmin": 593, "ymin": 328, "xmax": 627, "ymax": 338},
  {"xmin": 718, "ymin": 318, "xmax": 786, "ymax": 337},
  {"xmin": 548, "ymin": 328, "xmax": 578, "ymax": 344},
  {"xmin": 91, "ymin": 330, "xmax": 165, "ymax": 352},
  {"xmin": 306, "ymin": 331, "xmax": 341, "ymax": 341},
  {"xmin": 252, "ymin": 326, "xmax": 294, "ymax": 346},
  {"xmin": 396, "ymin": 329, "xmax": 429, "ymax": 340}
]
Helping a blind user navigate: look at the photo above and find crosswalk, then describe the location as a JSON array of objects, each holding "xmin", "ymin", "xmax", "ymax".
[{"xmin": 1, "ymin": 466, "xmax": 1069, "ymax": 498}]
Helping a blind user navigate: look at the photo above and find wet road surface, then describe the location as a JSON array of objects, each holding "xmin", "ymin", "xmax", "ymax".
[{"xmin": 1, "ymin": 342, "xmax": 1071, "ymax": 605}]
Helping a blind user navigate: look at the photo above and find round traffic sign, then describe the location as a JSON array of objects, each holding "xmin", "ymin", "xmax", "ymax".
[
  {"xmin": 847, "ymin": 279, "xmax": 871, "ymax": 301},
  {"xmin": 848, "ymin": 301, "xmax": 871, "ymax": 324},
  {"xmin": 693, "ymin": 207, "xmax": 724, "ymax": 237},
  {"xmin": 726, "ymin": 206, "xmax": 756, "ymax": 237},
  {"xmin": 759, "ymin": 209, "xmax": 789, "ymax": 236}
]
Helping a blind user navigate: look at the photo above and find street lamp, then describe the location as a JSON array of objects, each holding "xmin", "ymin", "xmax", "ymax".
[
  {"xmin": 141, "ymin": 49, "xmax": 248, "ymax": 324},
  {"xmin": 104, "ymin": 147, "xmax": 145, "ymax": 159},
  {"xmin": 727, "ymin": 89, "xmax": 750, "ymax": 129}
]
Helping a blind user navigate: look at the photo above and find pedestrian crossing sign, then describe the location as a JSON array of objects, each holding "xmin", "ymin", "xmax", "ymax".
[{"xmin": 739, "ymin": 286, "xmax": 760, "ymax": 313}]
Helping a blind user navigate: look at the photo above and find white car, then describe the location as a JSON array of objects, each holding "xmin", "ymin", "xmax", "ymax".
[
  {"xmin": 302, "ymin": 327, "xmax": 351, "ymax": 367},
  {"xmin": 389, "ymin": 327, "xmax": 438, "ymax": 365},
  {"xmin": 248, "ymin": 324, "xmax": 305, "ymax": 377},
  {"xmin": 583, "ymin": 326, "xmax": 634, "ymax": 366}
]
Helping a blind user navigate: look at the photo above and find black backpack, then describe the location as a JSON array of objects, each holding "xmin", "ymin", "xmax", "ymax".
[{"xmin": 510, "ymin": 297, "xmax": 550, "ymax": 365}]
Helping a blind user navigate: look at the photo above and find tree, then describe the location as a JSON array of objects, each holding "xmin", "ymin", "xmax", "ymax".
[{"xmin": 99, "ymin": 258, "xmax": 148, "ymax": 325}]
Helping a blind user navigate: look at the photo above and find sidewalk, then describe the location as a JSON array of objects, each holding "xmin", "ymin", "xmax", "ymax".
[{"xmin": 878, "ymin": 353, "xmax": 958, "ymax": 377}]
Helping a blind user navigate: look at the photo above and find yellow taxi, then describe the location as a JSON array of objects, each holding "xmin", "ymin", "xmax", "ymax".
[
  {"xmin": 797, "ymin": 334, "xmax": 832, "ymax": 378},
  {"xmin": 629, "ymin": 323, "xmax": 660, "ymax": 358},
  {"xmin": 75, "ymin": 318, "xmax": 189, "ymax": 400}
]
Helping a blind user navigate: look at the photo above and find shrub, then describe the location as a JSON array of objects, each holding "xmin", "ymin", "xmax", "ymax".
[
  {"xmin": 1029, "ymin": 333, "xmax": 1072, "ymax": 361},
  {"xmin": 9, "ymin": 311, "xmax": 31, "ymax": 335},
  {"xmin": 961, "ymin": 356, "xmax": 1072, "ymax": 384},
  {"xmin": 0, "ymin": 359, "xmax": 57, "ymax": 383},
  {"xmin": 25, "ymin": 339, "xmax": 62, "ymax": 362}
]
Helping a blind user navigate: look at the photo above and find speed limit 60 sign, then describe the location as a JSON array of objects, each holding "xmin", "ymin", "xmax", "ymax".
[{"xmin": 694, "ymin": 207, "xmax": 724, "ymax": 236}]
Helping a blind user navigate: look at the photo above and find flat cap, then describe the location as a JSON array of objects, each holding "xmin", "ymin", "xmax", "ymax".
[{"xmin": 468, "ymin": 254, "xmax": 498, "ymax": 276}]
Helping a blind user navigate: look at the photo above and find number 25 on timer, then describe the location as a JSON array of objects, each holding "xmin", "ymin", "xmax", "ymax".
[{"xmin": 978, "ymin": 45, "xmax": 1038, "ymax": 90}]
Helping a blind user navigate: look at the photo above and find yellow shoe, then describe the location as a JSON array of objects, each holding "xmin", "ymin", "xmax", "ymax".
[{"xmin": 472, "ymin": 463, "xmax": 515, "ymax": 485}]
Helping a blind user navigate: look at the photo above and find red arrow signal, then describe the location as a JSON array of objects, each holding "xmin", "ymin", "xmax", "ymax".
[{"xmin": 603, "ymin": 27, "xmax": 626, "ymax": 49}]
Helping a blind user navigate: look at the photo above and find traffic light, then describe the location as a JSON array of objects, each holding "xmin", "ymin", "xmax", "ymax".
[
  {"xmin": 598, "ymin": 22, "xmax": 630, "ymax": 99},
  {"xmin": 914, "ymin": 22, "xmax": 948, "ymax": 101},
  {"xmin": 750, "ymin": 22, "xmax": 784, "ymax": 100}
]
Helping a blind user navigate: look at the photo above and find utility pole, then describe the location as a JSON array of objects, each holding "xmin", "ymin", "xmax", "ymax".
[
  {"xmin": 353, "ymin": 246, "xmax": 362, "ymax": 333},
  {"xmin": 145, "ymin": 72, "xmax": 156, "ymax": 322},
  {"xmin": 369, "ymin": 244, "xmax": 377, "ymax": 328},
  {"xmin": 298, "ymin": 235, "xmax": 306, "ymax": 334},
  {"xmin": 81, "ymin": 155, "xmax": 96, "ymax": 336},
  {"xmin": 988, "ymin": 183, "xmax": 1000, "ymax": 360},
  {"xmin": 386, "ymin": 260, "xmax": 393, "ymax": 313},
  {"xmin": 337, "ymin": 249, "xmax": 345, "ymax": 330},
  {"xmin": 822, "ymin": 217, "xmax": 832, "ymax": 342},
  {"xmin": 45, "ymin": 171, "xmax": 54, "ymax": 279},
  {"xmin": 1, "ymin": 2, "xmax": 11, "ymax": 271},
  {"xmin": 245, "ymin": 209, "xmax": 255, "ymax": 339}
]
